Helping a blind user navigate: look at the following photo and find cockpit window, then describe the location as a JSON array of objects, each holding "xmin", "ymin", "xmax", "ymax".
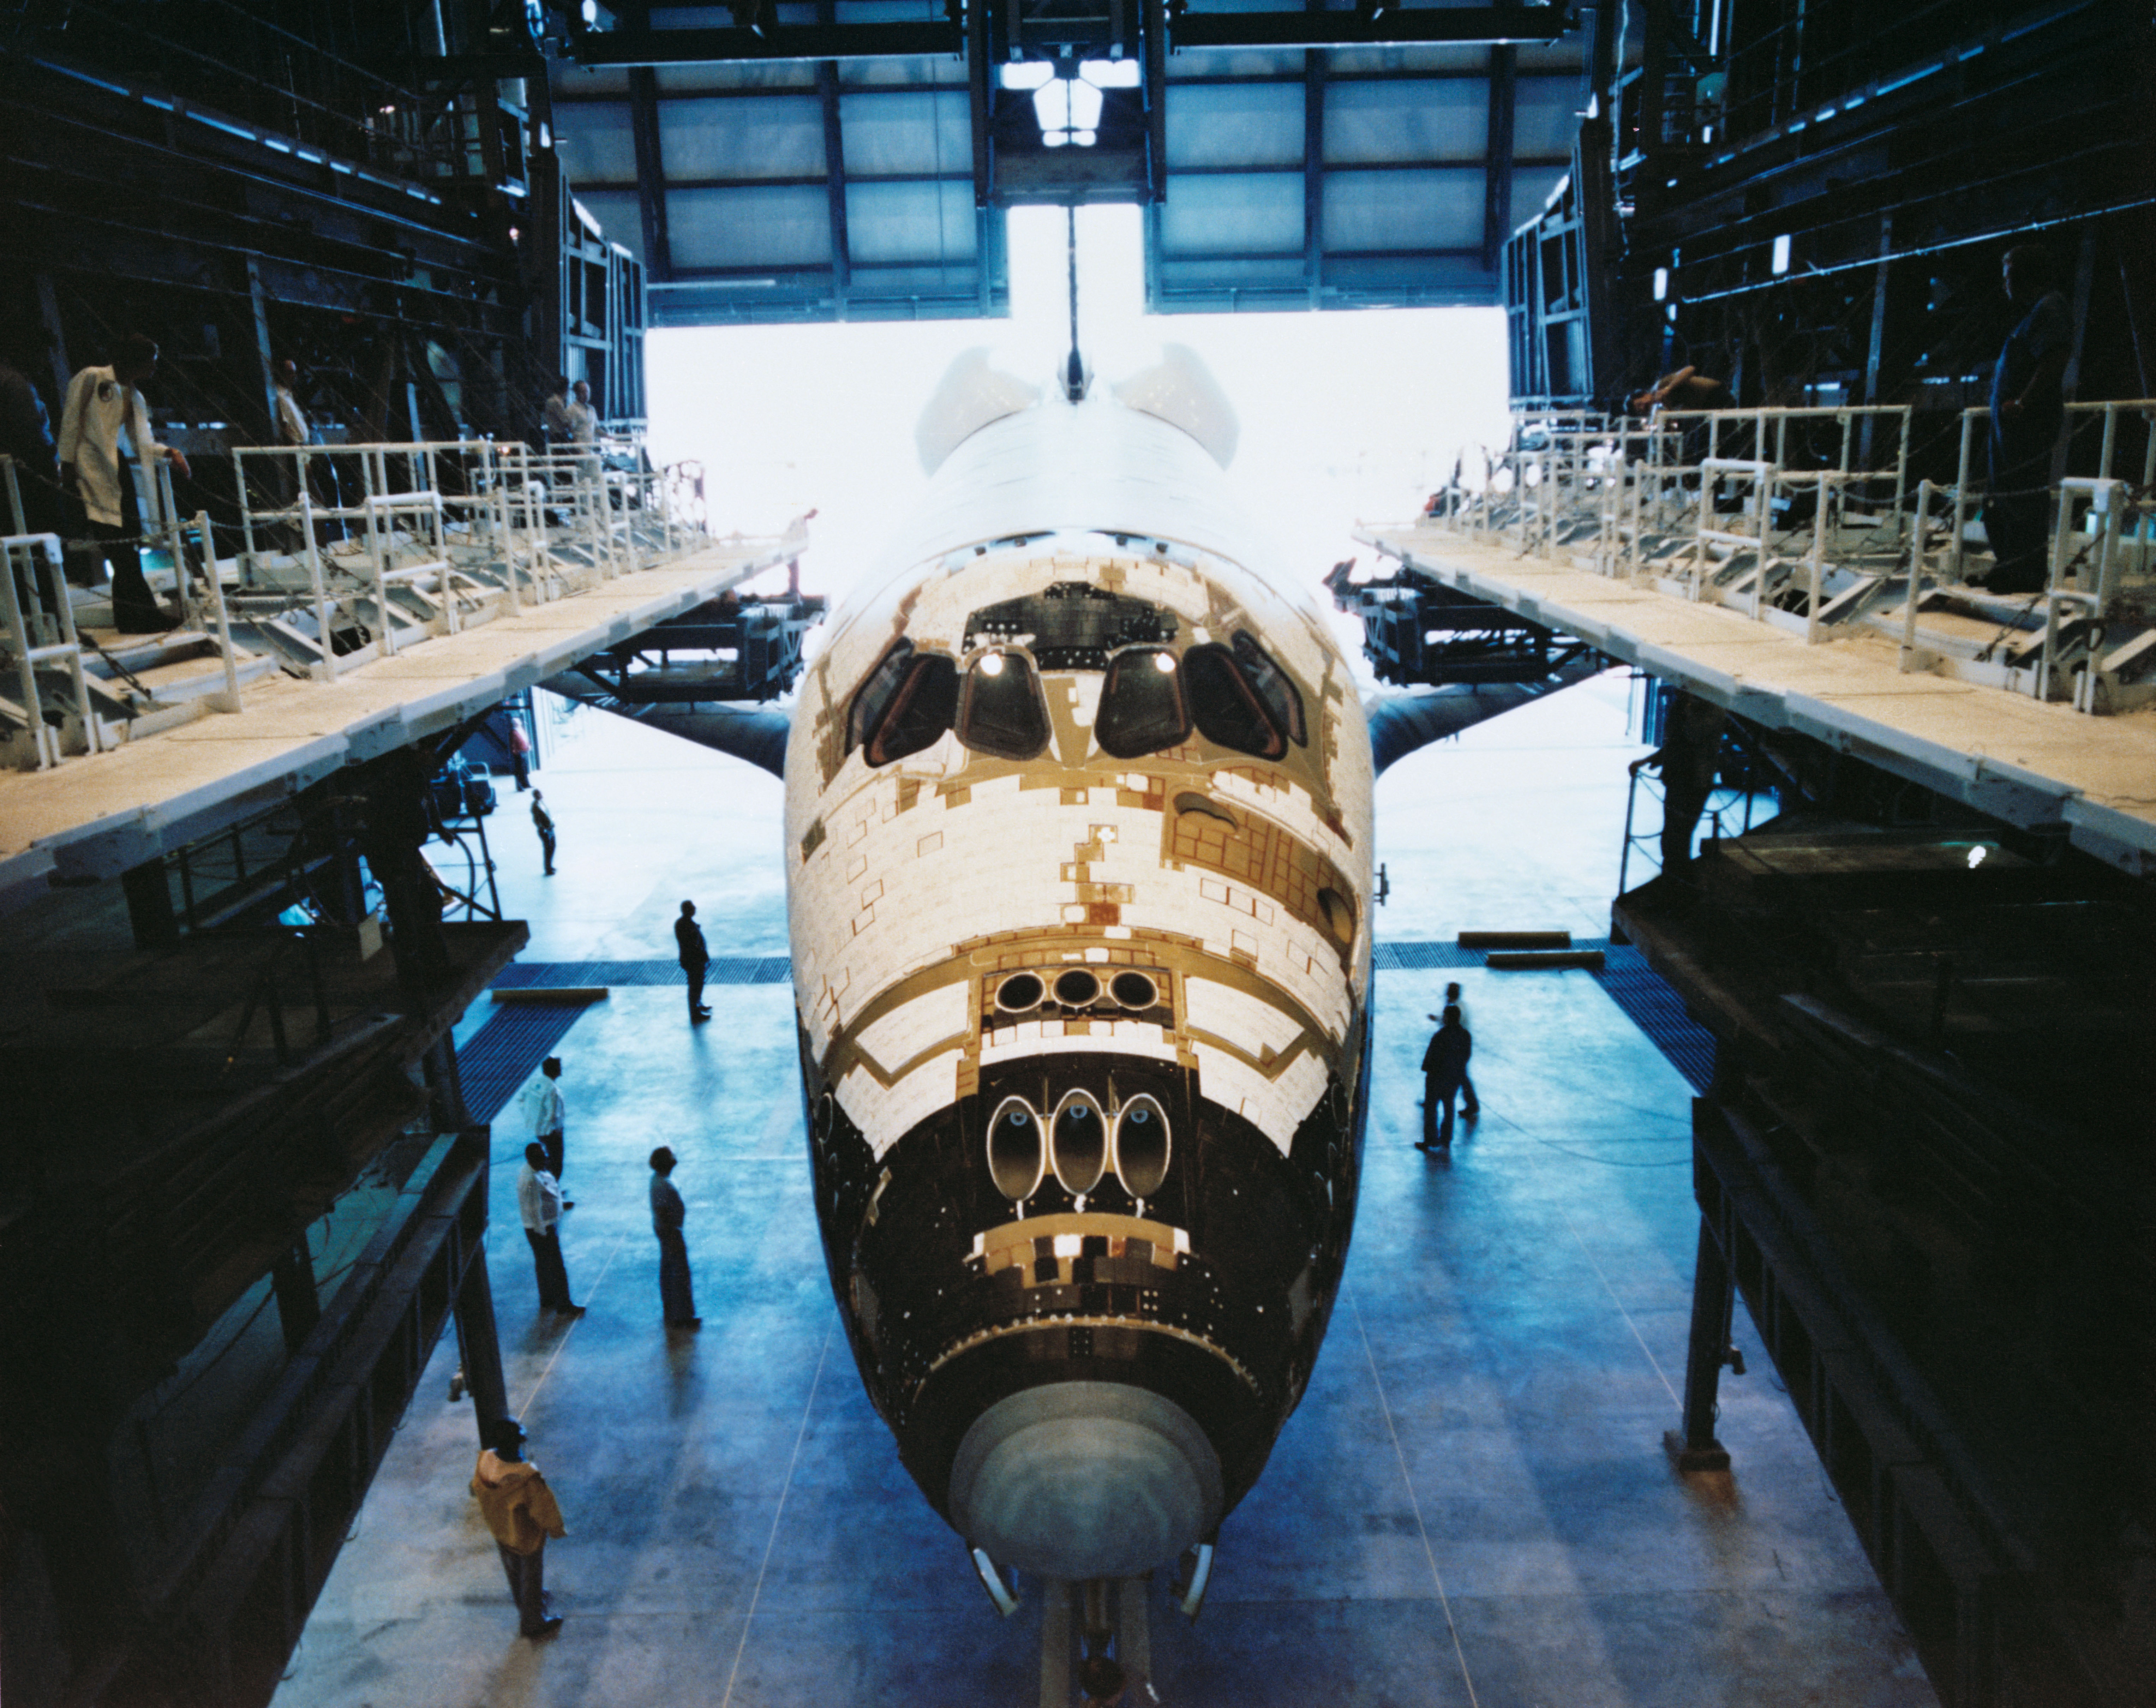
[
  {"xmin": 1232, "ymin": 631, "xmax": 1306, "ymax": 747},
  {"xmin": 852, "ymin": 640, "xmax": 959, "ymax": 766},
  {"xmin": 958, "ymin": 650, "xmax": 1050, "ymax": 760},
  {"xmin": 1183, "ymin": 643, "xmax": 1286, "ymax": 760},
  {"xmin": 849, "ymin": 641, "xmax": 914, "ymax": 752},
  {"xmin": 1096, "ymin": 647, "xmax": 1191, "ymax": 758}
]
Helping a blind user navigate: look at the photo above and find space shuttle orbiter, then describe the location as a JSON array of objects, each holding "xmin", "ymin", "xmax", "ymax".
[{"xmin": 783, "ymin": 343, "xmax": 1374, "ymax": 1595}]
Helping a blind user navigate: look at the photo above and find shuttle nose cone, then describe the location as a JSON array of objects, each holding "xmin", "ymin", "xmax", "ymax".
[{"xmin": 948, "ymin": 1383, "xmax": 1224, "ymax": 1581}]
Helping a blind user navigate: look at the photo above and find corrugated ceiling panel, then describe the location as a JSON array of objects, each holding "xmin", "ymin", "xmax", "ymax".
[
  {"xmin": 1159, "ymin": 172, "xmax": 1304, "ymax": 254},
  {"xmin": 1325, "ymin": 43, "xmax": 1489, "ymax": 76},
  {"xmin": 1510, "ymin": 164, "xmax": 1571, "ymax": 224},
  {"xmin": 654, "ymin": 62, "xmax": 816, "ymax": 92},
  {"xmin": 846, "ymin": 180, "xmax": 977, "ymax": 263},
  {"xmin": 663, "ymin": 95, "xmax": 825, "ymax": 179},
  {"xmin": 1160, "ymin": 255, "xmax": 1305, "ymax": 287},
  {"xmin": 668, "ymin": 184, "xmax": 832, "ymax": 269},
  {"xmin": 572, "ymin": 189, "xmax": 644, "ymax": 263},
  {"xmin": 1323, "ymin": 167, "xmax": 1482, "ymax": 251},
  {"xmin": 840, "ymin": 89, "xmax": 971, "ymax": 176},
  {"xmin": 846, "ymin": 56, "xmax": 969, "ymax": 88},
  {"xmin": 1516, "ymin": 41, "xmax": 1586, "ymax": 72},
  {"xmin": 1166, "ymin": 47, "xmax": 1306, "ymax": 79},
  {"xmin": 1162, "ymin": 83, "xmax": 1303, "ymax": 169},
  {"xmin": 1514, "ymin": 76, "xmax": 1582, "ymax": 158},
  {"xmin": 554, "ymin": 101, "xmax": 636, "ymax": 185},
  {"xmin": 557, "ymin": 68, "xmax": 631, "ymax": 96},
  {"xmin": 1324, "ymin": 78, "xmax": 1484, "ymax": 164}
]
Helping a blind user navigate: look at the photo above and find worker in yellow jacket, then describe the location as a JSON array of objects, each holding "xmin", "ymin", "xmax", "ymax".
[{"xmin": 471, "ymin": 1418, "xmax": 568, "ymax": 1637}]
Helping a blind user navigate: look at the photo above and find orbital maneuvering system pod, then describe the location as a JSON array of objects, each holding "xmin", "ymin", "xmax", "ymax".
[{"xmin": 784, "ymin": 337, "xmax": 1373, "ymax": 1616}]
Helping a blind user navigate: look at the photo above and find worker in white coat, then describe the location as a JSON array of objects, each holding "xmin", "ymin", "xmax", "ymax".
[{"xmin": 58, "ymin": 333, "xmax": 190, "ymax": 632}]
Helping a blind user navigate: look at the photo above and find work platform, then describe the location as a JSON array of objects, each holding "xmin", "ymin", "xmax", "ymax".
[
  {"xmin": 1351, "ymin": 522, "xmax": 2156, "ymax": 877},
  {"xmin": 0, "ymin": 526, "xmax": 803, "ymax": 910}
]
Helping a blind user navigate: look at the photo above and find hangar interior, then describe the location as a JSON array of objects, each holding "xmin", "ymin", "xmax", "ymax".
[{"xmin": 1, "ymin": 1, "xmax": 2151, "ymax": 1705}]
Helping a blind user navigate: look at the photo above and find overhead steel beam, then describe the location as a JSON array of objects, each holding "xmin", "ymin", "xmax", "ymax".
[
  {"xmin": 1168, "ymin": 5, "xmax": 1574, "ymax": 51},
  {"xmin": 1482, "ymin": 42, "xmax": 1516, "ymax": 271},
  {"xmin": 569, "ymin": 22, "xmax": 962, "ymax": 65},
  {"xmin": 627, "ymin": 65, "xmax": 675, "ymax": 281}
]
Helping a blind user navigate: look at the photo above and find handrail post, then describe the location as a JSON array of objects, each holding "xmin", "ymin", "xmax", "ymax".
[
  {"xmin": 2, "ymin": 537, "xmax": 56, "ymax": 767},
  {"xmin": 1805, "ymin": 473, "xmax": 1829, "ymax": 645},
  {"xmin": 1901, "ymin": 478, "xmax": 1930, "ymax": 670},
  {"xmin": 301, "ymin": 477, "xmax": 337, "ymax": 680},
  {"xmin": 196, "ymin": 509, "xmax": 243, "ymax": 713},
  {"xmin": 1951, "ymin": 409, "xmax": 1976, "ymax": 583}
]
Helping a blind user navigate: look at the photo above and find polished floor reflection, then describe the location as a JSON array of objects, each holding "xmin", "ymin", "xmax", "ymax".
[{"xmin": 275, "ymin": 685, "xmax": 1935, "ymax": 1707}]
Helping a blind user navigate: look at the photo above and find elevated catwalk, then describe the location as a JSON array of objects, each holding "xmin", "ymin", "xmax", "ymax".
[
  {"xmin": 0, "ymin": 529, "xmax": 800, "ymax": 910},
  {"xmin": 270, "ymin": 687, "xmax": 1936, "ymax": 1707},
  {"xmin": 1353, "ymin": 522, "xmax": 2156, "ymax": 878}
]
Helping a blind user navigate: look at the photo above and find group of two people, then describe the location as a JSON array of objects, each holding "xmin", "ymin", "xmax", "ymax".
[{"xmin": 516, "ymin": 1055, "xmax": 701, "ymax": 1328}]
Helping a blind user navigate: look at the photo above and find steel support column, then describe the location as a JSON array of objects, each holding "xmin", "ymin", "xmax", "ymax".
[
  {"xmin": 453, "ymin": 1210, "xmax": 510, "ymax": 1440},
  {"xmin": 816, "ymin": 27, "xmax": 851, "ymax": 311},
  {"xmin": 1667, "ymin": 1215, "xmax": 1735, "ymax": 1471},
  {"xmin": 627, "ymin": 65, "xmax": 675, "ymax": 281},
  {"xmin": 1483, "ymin": 42, "xmax": 1517, "ymax": 273},
  {"xmin": 1303, "ymin": 21, "xmax": 1327, "ymax": 305}
]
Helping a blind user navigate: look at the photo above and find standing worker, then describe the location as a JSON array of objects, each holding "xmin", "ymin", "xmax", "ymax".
[
  {"xmin": 675, "ymin": 900, "xmax": 712, "ymax": 1024},
  {"xmin": 506, "ymin": 715, "xmax": 532, "ymax": 792},
  {"xmin": 1429, "ymin": 981, "xmax": 1481, "ymax": 1120},
  {"xmin": 527, "ymin": 1056, "xmax": 570, "ymax": 1200},
  {"xmin": 541, "ymin": 376, "xmax": 574, "ymax": 447},
  {"xmin": 531, "ymin": 788, "xmax": 557, "ymax": 876},
  {"xmin": 1418, "ymin": 1005, "xmax": 1472, "ymax": 1153},
  {"xmin": 648, "ymin": 1147, "xmax": 700, "ymax": 1328},
  {"xmin": 516, "ymin": 1141, "xmax": 581, "ymax": 1315},
  {"xmin": 57, "ymin": 333, "xmax": 191, "ymax": 632},
  {"xmin": 565, "ymin": 378, "xmax": 598, "ymax": 445},
  {"xmin": 471, "ymin": 1418, "xmax": 567, "ymax": 1638},
  {"xmin": 1983, "ymin": 245, "xmax": 2071, "ymax": 595},
  {"xmin": 272, "ymin": 358, "xmax": 312, "ymax": 447}
]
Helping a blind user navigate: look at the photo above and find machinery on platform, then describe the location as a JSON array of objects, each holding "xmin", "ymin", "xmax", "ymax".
[{"xmin": 784, "ymin": 345, "xmax": 1375, "ymax": 1635}]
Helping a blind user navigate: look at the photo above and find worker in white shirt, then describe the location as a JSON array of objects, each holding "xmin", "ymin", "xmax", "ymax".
[
  {"xmin": 516, "ymin": 1143, "xmax": 581, "ymax": 1314},
  {"xmin": 526, "ymin": 1055, "xmax": 571, "ymax": 1205},
  {"xmin": 565, "ymin": 379, "xmax": 598, "ymax": 445},
  {"xmin": 273, "ymin": 358, "xmax": 312, "ymax": 447},
  {"xmin": 57, "ymin": 333, "xmax": 191, "ymax": 633}
]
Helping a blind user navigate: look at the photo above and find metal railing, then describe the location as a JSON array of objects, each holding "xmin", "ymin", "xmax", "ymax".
[
  {"xmin": 0, "ymin": 432, "xmax": 727, "ymax": 771},
  {"xmin": 1411, "ymin": 399, "xmax": 2156, "ymax": 715}
]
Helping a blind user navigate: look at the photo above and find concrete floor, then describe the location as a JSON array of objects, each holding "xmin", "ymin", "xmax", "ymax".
[{"xmin": 276, "ymin": 680, "xmax": 1937, "ymax": 1707}]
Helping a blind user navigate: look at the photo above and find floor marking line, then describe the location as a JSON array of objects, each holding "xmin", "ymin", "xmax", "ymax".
[
  {"xmin": 720, "ymin": 1324, "xmax": 833, "ymax": 1708},
  {"xmin": 1556, "ymin": 1203, "xmax": 1683, "ymax": 1410},
  {"xmin": 1350, "ymin": 1284, "xmax": 1481, "ymax": 1708},
  {"xmin": 515, "ymin": 1227, "xmax": 631, "ymax": 1419}
]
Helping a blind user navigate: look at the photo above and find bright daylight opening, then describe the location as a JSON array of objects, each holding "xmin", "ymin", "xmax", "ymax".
[{"xmin": 645, "ymin": 204, "xmax": 1509, "ymax": 674}]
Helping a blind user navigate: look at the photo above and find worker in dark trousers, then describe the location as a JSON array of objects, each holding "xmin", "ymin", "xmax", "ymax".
[
  {"xmin": 1431, "ymin": 981, "xmax": 1481, "ymax": 1119},
  {"xmin": 1418, "ymin": 1005, "xmax": 1472, "ymax": 1152},
  {"xmin": 531, "ymin": 789, "xmax": 556, "ymax": 875},
  {"xmin": 675, "ymin": 899, "xmax": 711, "ymax": 1023},
  {"xmin": 471, "ymin": 1418, "xmax": 567, "ymax": 1638}
]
